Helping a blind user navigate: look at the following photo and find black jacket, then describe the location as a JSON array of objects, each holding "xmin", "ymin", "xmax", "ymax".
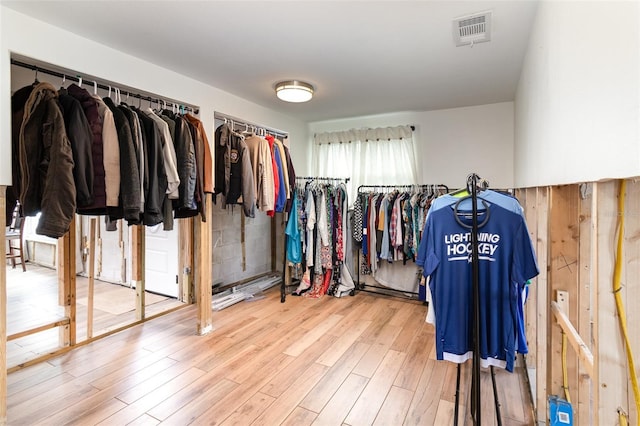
[
  {"xmin": 67, "ymin": 83, "xmax": 107, "ymax": 215},
  {"xmin": 7, "ymin": 85, "xmax": 33, "ymax": 226},
  {"xmin": 57, "ymin": 88, "xmax": 94, "ymax": 208},
  {"xmin": 103, "ymin": 97, "xmax": 141, "ymax": 224},
  {"xmin": 19, "ymin": 82, "xmax": 76, "ymax": 238},
  {"xmin": 162, "ymin": 111, "xmax": 197, "ymax": 218},
  {"xmin": 134, "ymin": 108, "xmax": 167, "ymax": 226}
]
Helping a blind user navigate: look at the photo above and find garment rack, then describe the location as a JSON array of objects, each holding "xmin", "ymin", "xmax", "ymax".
[
  {"xmin": 280, "ymin": 176, "xmax": 351, "ymax": 302},
  {"xmin": 214, "ymin": 111, "xmax": 288, "ymax": 140},
  {"xmin": 452, "ymin": 173, "xmax": 501, "ymax": 426},
  {"xmin": 355, "ymin": 183, "xmax": 448, "ymax": 300},
  {"xmin": 11, "ymin": 57, "xmax": 200, "ymax": 114}
]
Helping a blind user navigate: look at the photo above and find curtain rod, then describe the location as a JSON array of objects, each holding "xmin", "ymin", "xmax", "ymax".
[
  {"xmin": 296, "ymin": 176, "xmax": 350, "ymax": 183},
  {"xmin": 11, "ymin": 58, "xmax": 200, "ymax": 115},
  {"xmin": 214, "ymin": 111, "xmax": 288, "ymax": 138}
]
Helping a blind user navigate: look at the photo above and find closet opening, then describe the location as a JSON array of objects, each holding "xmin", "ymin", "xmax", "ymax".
[{"xmin": 6, "ymin": 55, "xmax": 202, "ymax": 370}]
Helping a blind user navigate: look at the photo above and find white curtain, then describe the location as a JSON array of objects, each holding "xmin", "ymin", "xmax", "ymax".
[{"xmin": 313, "ymin": 125, "xmax": 418, "ymax": 201}]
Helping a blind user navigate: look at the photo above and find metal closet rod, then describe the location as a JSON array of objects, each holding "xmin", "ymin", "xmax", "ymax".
[
  {"xmin": 11, "ymin": 58, "xmax": 200, "ymax": 115},
  {"xmin": 214, "ymin": 111, "xmax": 288, "ymax": 139},
  {"xmin": 357, "ymin": 184, "xmax": 449, "ymax": 191},
  {"xmin": 296, "ymin": 176, "xmax": 350, "ymax": 183}
]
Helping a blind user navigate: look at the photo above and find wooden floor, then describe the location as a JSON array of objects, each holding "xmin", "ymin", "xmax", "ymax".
[
  {"xmin": 6, "ymin": 263, "xmax": 185, "ymax": 369},
  {"xmin": 6, "ymin": 278, "xmax": 535, "ymax": 425}
]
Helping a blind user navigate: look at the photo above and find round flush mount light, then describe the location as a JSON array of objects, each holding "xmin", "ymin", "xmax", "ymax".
[{"xmin": 275, "ymin": 80, "xmax": 314, "ymax": 103}]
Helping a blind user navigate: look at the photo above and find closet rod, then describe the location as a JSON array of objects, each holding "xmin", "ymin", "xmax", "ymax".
[
  {"xmin": 10, "ymin": 58, "xmax": 200, "ymax": 115},
  {"xmin": 357, "ymin": 184, "xmax": 449, "ymax": 192},
  {"xmin": 296, "ymin": 176, "xmax": 350, "ymax": 183},
  {"xmin": 214, "ymin": 111, "xmax": 288, "ymax": 139}
]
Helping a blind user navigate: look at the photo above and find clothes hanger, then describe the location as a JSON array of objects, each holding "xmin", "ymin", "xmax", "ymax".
[
  {"xmin": 33, "ymin": 67, "xmax": 39, "ymax": 85},
  {"xmin": 60, "ymin": 74, "xmax": 66, "ymax": 90}
]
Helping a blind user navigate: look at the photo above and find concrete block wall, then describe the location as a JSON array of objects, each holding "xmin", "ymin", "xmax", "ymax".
[{"xmin": 211, "ymin": 203, "xmax": 274, "ymax": 286}]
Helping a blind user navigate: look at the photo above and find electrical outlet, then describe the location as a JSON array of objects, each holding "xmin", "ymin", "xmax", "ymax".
[{"xmin": 556, "ymin": 290, "xmax": 569, "ymax": 321}]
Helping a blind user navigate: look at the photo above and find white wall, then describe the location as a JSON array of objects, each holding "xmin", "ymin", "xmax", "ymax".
[
  {"xmin": 515, "ymin": 1, "xmax": 640, "ymax": 188},
  {"xmin": 309, "ymin": 102, "xmax": 515, "ymax": 189},
  {"xmin": 0, "ymin": 6, "xmax": 309, "ymax": 186}
]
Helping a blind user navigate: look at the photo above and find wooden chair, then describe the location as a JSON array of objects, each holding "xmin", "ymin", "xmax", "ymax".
[{"xmin": 6, "ymin": 201, "xmax": 26, "ymax": 272}]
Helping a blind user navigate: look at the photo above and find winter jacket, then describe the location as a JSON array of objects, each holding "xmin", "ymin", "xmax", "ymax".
[
  {"xmin": 184, "ymin": 118, "xmax": 206, "ymax": 220},
  {"xmin": 94, "ymin": 96, "xmax": 120, "ymax": 207},
  {"xmin": 118, "ymin": 104, "xmax": 145, "ymax": 216},
  {"xmin": 19, "ymin": 82, "xmax": 76, "ymax": 238},
  {"xmin": 7, "ymin": 85, "xmax": 33, "ymax": 226},
  {"xmin": 145, "ymin": 108, "xmax": 180, "ymax": 199},
  {"xmin": 283, "ymin": 143, "xmax": 297, "ymax": 213},
  {"xmin": 57, "ymin": 88, "xmax": 94, "ymax": 208},
  {"xmin": 103, "ymin": 97, "xmax": 141, "ymax": 224},
  {"xmin": 184, "ymin": 114, "xmax": 213, "ymax": 193},
  {"xmin": 67, "ymin": 83, "xmax": 107, "ymax": 215},
  {"xmin": 244, "ymin": 134, "xmax": 275, "ymax": 213},
  {"xmin": 214, "ymin": 123, "xmax": 255, "ymax": 217},
  {"xmin": 135, "ymin": 108, "xmax": 167, "ymax": 226},
  {"xmin": 162, "ymin": 111, "xmax": 197, "ymax": 218}
]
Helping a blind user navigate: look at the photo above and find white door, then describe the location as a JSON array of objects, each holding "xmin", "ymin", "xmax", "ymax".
[{"xmin": 144, "ymin": 223, "xmax": 179, "ymax": 298}]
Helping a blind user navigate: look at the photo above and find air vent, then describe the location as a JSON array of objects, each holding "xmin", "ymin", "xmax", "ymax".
[{"xmin": 453, "ymin": 11, "xmax": 492, "ymax": 47}]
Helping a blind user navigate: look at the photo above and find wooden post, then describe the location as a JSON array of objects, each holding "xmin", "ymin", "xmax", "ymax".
[
  {"xmin": 57, "ymin": 216, "xmax": 76, "ymax": 347},
  {"xmin": 131, "ymin": 224, "xmax": 145, "ymax": 321},
  {"xmin": 87, "ymin": 218, "xmax": 96, "ymax": 338},
  {"xmin": 179, "ymin": 217, "xmax": 194, "ymax": 303},
  {"xmin": 577, "ymin": 183, "xmax": 594, "ymax": 423},
  {"xmin": 1, "ymin": 185, "xmax": 7, "ymax": 425},
  {"xmin": 622, "ymin": 179, "xmax": 640, "ymax": 424},
  {"xmin": 195, "ymin": 194, "xmax": 213, "ymax": 335},
  {"xmin": 591, "ymin": 182, "xmax": 600, "ymax": 424},
  {"xmin": 535, "ymin": 186, "xmax": 549, "ymax": 425}
]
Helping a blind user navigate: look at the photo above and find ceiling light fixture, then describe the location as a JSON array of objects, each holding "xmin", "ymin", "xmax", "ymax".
[{"xmin": 275, "ymin": 80, "xmax": 314, "ymax": 103}]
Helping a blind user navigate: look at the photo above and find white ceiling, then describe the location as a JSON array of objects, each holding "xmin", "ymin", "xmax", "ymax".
[{"xmin": 2, "ymin": 0, "xmax": 539, "ymax": 123}]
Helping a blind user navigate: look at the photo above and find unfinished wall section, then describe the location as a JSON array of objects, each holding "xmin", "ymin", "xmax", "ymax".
[{"xmin": 519, "ymin": 179, "xmax": 640, "ymax": 425}]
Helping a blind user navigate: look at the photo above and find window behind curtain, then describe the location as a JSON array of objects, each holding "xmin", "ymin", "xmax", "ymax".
[{"xmin": 313, "ymin": 125, "xmax": 418, "ymax": 202}]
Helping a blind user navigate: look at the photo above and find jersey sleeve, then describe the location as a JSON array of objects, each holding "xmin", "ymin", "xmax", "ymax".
[
  {"xmin": 419, "ymin": 214, "xmax": 440, "ymax": 276},
  {"xmin": 511, "ymin": 218, "xmax": 539, "ymax": 285}
]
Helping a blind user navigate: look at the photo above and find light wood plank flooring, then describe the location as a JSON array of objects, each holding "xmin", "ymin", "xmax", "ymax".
[
  {"xmin": 6, "ymin": 263, "xmax": 184, "ymax": 369},
  {"xmin": 6, "ymin": 278, "xmax": 535, "ymax": 425}
]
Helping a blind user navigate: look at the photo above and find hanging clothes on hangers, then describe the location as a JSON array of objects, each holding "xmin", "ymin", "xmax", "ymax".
[
  {"xmin": 19, "ymin": 82, "xmax": 76, "ymax": 238},
  {"xmin": 288, "ymin": 177, "xmax": 351, "ymax": 298},
  {"xmin": 416, "ymin": 180, "xmax": 538, "ymax": 372},
  {"xmin": 214, "ymin": 123, "xmax": 256, "ymax": 218}
]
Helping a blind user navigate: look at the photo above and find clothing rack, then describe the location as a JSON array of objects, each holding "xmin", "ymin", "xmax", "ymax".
[
  {"xmin": 281, "ymin": 176, "xmax": 351, "ymax": 302},
  {"xmin": 11, "ymin": 57, "xmax": 200, "ymax": 114},
  {"xmin": 355, "ymin": 183, "xmax": 448, "ymax": 300},
  {"xmin": 452, "ymin": 173, "xmax": 501, "ymax": 426},
  {"xmin": 214, "ymin": 111, "xmax": 288, "ymax": 140}
]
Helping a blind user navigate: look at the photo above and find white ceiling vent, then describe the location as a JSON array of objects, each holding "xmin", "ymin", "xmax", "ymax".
[{"xmin": 453, "ymin": 11, "xmax": 492, "ymax": 47}]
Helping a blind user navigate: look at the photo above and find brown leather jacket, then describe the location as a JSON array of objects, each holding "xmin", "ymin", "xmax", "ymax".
[{"xmin": 19, "ymin": 82, "xmax": 76, "ymax": 238}]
